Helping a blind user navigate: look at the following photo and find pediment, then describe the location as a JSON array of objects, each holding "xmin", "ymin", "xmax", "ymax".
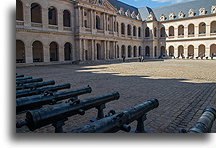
[{"xmin": 85, "ymin": 0, "xmax": 118, "ymax": 12}]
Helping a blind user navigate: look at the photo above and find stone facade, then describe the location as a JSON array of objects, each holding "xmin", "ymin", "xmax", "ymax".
[{"xmin": 16, "ymin": 0, "xmax": 216, "ymax": 64}]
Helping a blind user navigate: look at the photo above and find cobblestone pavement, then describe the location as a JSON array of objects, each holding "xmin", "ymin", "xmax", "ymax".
[{"xmin": 16, "ymin": 59, "xmax": 216, "ymax": 133}]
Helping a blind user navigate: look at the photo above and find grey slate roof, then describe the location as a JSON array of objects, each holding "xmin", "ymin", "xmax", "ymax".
[{"xmin": 138, "ymin": 0, "xmax": 216, "ymax": 21}]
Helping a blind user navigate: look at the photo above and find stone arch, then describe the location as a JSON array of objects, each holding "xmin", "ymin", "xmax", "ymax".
[
  {"xmin": 49, "ymin": 42, "xmax": 59, "ymax": 61},
  {"xmin": 16, "ymin": 40, "xmax": 25, "ymax": 63},
  {"xmin": 96, "ymin": 15, "xmax": 101, "ymax": 30},
  {"xmin": 210, "ymin": 44, "xmax": 216, "ymax": 57},
  {"xmin": 145, "ymin": 27, "xmax": 150, "ymax": 37},
  {"xmin": 32, "ymin": 41, "xmax": 43, "ymax": 62},
  {"xmin": 188, "ymin": 24, "xmax": 194, "ymax": 35},
  {"xmin": 121, "ymin": 23, "xmax": 125, "ymax": 35},
  {"xmin": 133, "ymin": 46, "xmax": 137, "ymax": 57},
  {"xmin": 169, "ymin": 26, "xmax": 174, "ymax": 36},
  {"xmin": 138, "ymin": 46, "xmax": 142, "ymax": 56},
  {"xmin": 199, "ymin": 22, "xmax": 206, "ymax": 34},
  {"xmin": 210, "ymin": 21, "xmax": 216, "ymax": 33},
  {"xmin": 178, "ymin": 25, "xmax": 184, "ymax": 36},
  {"xmin": 64, "ymin": 42, "xmax": 72, "ymax": 61},
  {"xmin": 160, "ymin": 46, "xmax": 166, "ymax": 56},
  {"xmin": 121, "ymin": 45, "xmax": 126, "ymax": 57},
  {"xmin": 198, "ymin": 44, "xmax": 205, "ymax": 57},
  {"xmin": 169, "ymin": 46, "xmax": 174, "ymax": 57},
  {"xmin": 63, "ymin": 10, "xmax": 71, "ymax": 27},
  {"xmin": 133, "ymin": 26, "xmax": 137, "ymax": 36},
  {"xmin": 48, "ymin": 6, "xmax": 58, "ymax": 25},
  {"xmin": 96, "ymin": 43, "xmax": 102, "ymax": 60},
  {"xmin": 160, "ymin": 27, "xmax": 165, "ymax": 37},
  {"xmin": 145, "ymin": 46, "xmax": 150, "ymax": 56},
  {"xmin": 128, "ymin": 46, "xmax": 132, "ymax": 57},
  {"xmin": 178, "ymin": 45, "xmax": 184, "ymax": 57},
  {"xmin": 31, "ymin": 3, "xmax": 42, "ymax": 23},
  {"xmin": 16, "ymin": 0, "xmax": 23, "ymax": 21},
  {"xmin": 127, "ymin": 24, "xmax": 132, "ymax": 36},
  {"xmin": 188, "ymin": 45, "xmax": 194, "ymax": 57}
]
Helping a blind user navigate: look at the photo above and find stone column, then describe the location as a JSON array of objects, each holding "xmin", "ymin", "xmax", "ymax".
[
  {"xmin": 194, "ymin": 47, "xmax": 199, "ymax": 58},
  {"xmin": 42, "ymin": 7, "xmax": 48, "ymax": 29},
  {"xmin": 43, "ymin": 45, "xmax": 50, "ymax": 62},
  {"xmin": 106, "ymin": 14, "xmax": 109, "ymax": 31},
  {"xmin": 106, "ymin": 41, "xmax": 110, "ymax": 59},
  {"xmin": 206, "ymin": 46, "xmax": 210, "ymax": 57},
  {"xmin": 58, "ymin": 10, "xmax": 63, "ymax": 31},
  {"xmin": 194, "ymin": 25, "xmax": 199, "ymax": 37},
  {"xmin": 81, "ymin": 7, "xmax": 84, "ymax": 27},
  {"xmin": 184, "ymin": 26, "xmax": 188, "ymax": 37},
  {"xmin": 104, "ymin": 41, "xmax": 107, "ymax": 60},
  {"xmin": 174, "ymin": 27, "xmax": 178, "ymax": 38},
  {"xmin": 103, "ymin": 13, "xmax": 106, "ymax": 30},
  {"xmin": 206, "ymin": 24, "xmax": 211, "ymax": 37},
  {"xmin": 25, "ymin": 43, "xmax": 33, "ymax": 63},
  {"xmin": 184, "ymin": 46, "xmax": 187, "ymax": 58},
  {"xmin": 59, "ymin": 43, "xmax": 64, "ymax": 62},
  {"xmin": 24, "ymin": 3, "xmax": 31, "ymax": 27},
  {"xmin": 112, "ymin": 15, "xmax": 115, "ymax": 32},
  {"xmin": 91, "ymin": 40, "xmax": 95, "ymax": 60},
  {"xmin": 93, "ymin": 10, "xmax": 96, "ymax": 29},
  {"xmin": 174, "ymin": 47, "xmax": 178, "ymax": 57}
]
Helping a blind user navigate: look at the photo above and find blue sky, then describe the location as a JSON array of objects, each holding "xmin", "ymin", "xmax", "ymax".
[{"xmin": 117, "ymin": 0, "xmax": 195, "ymax": 8}]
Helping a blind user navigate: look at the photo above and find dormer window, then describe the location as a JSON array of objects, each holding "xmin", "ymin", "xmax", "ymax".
[
  {"xmin": 211, "ymin": 5, "xmax": 216, "ymax": 13},
  {"xmin": 137, "ymin": 13, "xmax": 142, "ymax": 20},
  {"xmin": 169, "ymin": 12, "xmax": 175, "ymax": 20},
  {"xmin": 119, "ymin": 7, "xmax": 124, "ymax": 15},
  {"xmin": 178, "ymin": 11, "xmax": 185, "ymax": 18},
  {"xmin": 188, "ymin": 9, "xmax": 195, "ymax": 17},
  {"xmin": 125, "ymin": 9, "xmax": 130, "ymax": 17},
  {"xmin": 147, "ymin": 13, "xmax": 154, "ymax": 21},
  {"xmin": 199, "ymin": 8, "xmax": 206, "ymax": 15},
  {"xmin": 160, "ymin": 14, "xmax": 166, "ymax": 21},
  {"xmin": 131, "ymin": 11, "xmax": 136, "ymax": 19}
]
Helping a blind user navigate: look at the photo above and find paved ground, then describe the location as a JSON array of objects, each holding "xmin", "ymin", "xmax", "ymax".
[{"xmin": 16, "ymin": 59, "xmax": 216, "ymax": 133}]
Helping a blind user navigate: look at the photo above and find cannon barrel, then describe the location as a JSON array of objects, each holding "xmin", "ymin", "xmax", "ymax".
[
  {"xmin": 16, "ymin": 86, "xmax": 92, "ymax": 114},
  {"xmin": 16, "ymin": 83, "xmax": 71, "ymax": 98},
  {"xmin": 16, "ymin": 76, "xmax": 33, "ymax": 81},
  {"xmin": 16, "ymin": 78, "xmax": 43, "ymax": 85},
  {"xmin": 16, "ymin": 80, "xmax": 55, "ymax": 90},
  {"xmin": 16, "ymin": 74, "xmax": 24, "ymax": 78},
  {"xmin": 16, "ymin": 92, "xmax": 120, "ymax": 131},
  {"xmin": 69, "ymin": 99, "xmax": 159, "ymax": 133},
  {"xmin": 187, "ymin": 107, "xmax": 216, "ymax": 133}
]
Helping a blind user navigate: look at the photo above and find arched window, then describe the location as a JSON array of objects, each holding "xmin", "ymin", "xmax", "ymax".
[
  {"xmin": 127, "ymin": 25, "xmax": 131, "ymax": 36},
  {"xmin": 128, "ymin": 46, "xmax": 132, "ymax": 57},
  {"xmin": 121, "ymin": 23, "xmax": 125, "ymax": 35},
  {"xmin": 188, "ymin": 45, "xmax": 194, "ymax": 57},
  {"xmin": 169, "ymin": 26, "xmax": 174, "ymax": 36},
  {"xmin": 48, "ymin": 6, "xmax": 58, "ymax": 25},
  {"xmin": 117, "ymin": 22, "xmax": 119, "ymax": 33},
  {"xmin": 145, "ymin": 27, "xmax": 150, "ymax": 37},
  {"xmin": 32, "ymin": 41, "xmax": 43, "ymax": 62},
  {"xmin": 169, "ymin": 46, "xmax": 174, "ymax": 57},
  {"xmin": 16, "ymin": 0, "xmax": 23, "ymax": 21},
  {"xmin": 199, "ymin": 22, "xmax": 206, "ymax": 34},
  {"xmin": 138, "ymin": 46, "xmax": 142, "ymax": 56},
  {"xmin": 210, "ymin": 44, "xmax": 216, "ymax": 57},
  {"xmin": 145, "ymin": 46, "xmax": 150, "ymax": 56},
  {"xmin": 31, "ymin": 3, "xmax": 42, "ymax": 23},
  {"xmin": 133, "ymin": 26, "xmax": 137, "ymax": 36},
  {"xmin": 50, "ymin": 42, "xmax": 59, "ymax": 61},
  {"xmin": 160, "ymin": 27, "xmax": 165, "ymax": 37},
  {"xmin": 210, "ymin": 21, "xmax": 216, "ymax": 33},
  {"xmin": 178, "ymin": 45, "xmax": 184, "ymax": 57},
  {"xmin": 96, "ymin": 15, "xmax": 101, "ymax": 30},
  {"xmin": 63, "ymin": 10, "xmax": 71, "ymax": 27},
  {"xmin": 178, "ymin": 25, "xmax": 184, "ymax": 36},
  {"xmin": 188, "ymin": 24, "xmax": 194, "ymax": 36},
  {"xmin": 133, "ymin": 46, "xmax": 137, "ymax": 57},
  {"xmin": 64, "ymin": 42, "xmax": 72, "ymax": 61},
  {"xmin": 198, "ymin": 45, "xmax": 205, "ymax": 57},
  {"xmin": 138, "ymin": 27, "xmax": 141, "ymax": 37},
  {"xmin": 154, "ymin": 27, "xmax": 157, "ymax": 37},
  {"xmin": 16, "ymin": 40, "xmax": 25, "ymax": 63},
  {"xmin": 96, "ymin": 43, "xmax": 102, "ymax": 60},
  {"xmin": 154, "ymin": 46, "xmax": 157, "ymax": 57},
  {"xmin": 121, "ymin": 45, "xmax": 126, "ymax": 57},
  {"xmin": 160, "ymin": 46, "xmax": 166, "ymax": 56},
  {"xmin": 117, "ymin": 45, "xmax": 119, "ymax": 58}
]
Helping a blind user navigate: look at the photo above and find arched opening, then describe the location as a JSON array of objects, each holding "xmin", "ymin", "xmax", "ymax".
[
  {"xmin": 121, "ymin": 23, "xmax": 125, "ymax": 35},
  {"xmin": 133, "ymin": 26, "xmax": 137, "ymax": 36},
  {"xmin": 85, "ymin": 50, "xmax": 88, "ymax": 61},
  {"xmin": 160, "ymin": 27, "xmax": 165, "ymax": 37},
  {"xmin": 154, "ymin": 46, "xmax": 157, "ymax": 57},
  {"xmin": 178, "ymin": 25, "xmax": 184, "ymax": 36},
  {"xmin": 48, "ymin": 6, "xmax": 58, "ymax": 25},
  {"xmin": 160, "ymin": 46, "xmax": 166, "ymax": 57},
  {"xmin": 64, "ymin": 42, "xmax": 72, "ymax": 61},
  {"xmin": 169, "ymin": 26, "xmax": 174, "ymax": 36},
  {"xmin": 210, "ymin": 44, "xmax": 216, "ymax": 57},
  {"xmin": 31, "ymin": 3, "xmax": 42, "ymax": 23},
  {"xmin": 133, "ymin": 46, "xmax": 137, "ymax": 57},
  {"xmin": 168, "ymin": 46, "xmax": 174, "ymax": 57},
  {"xmin": 210, "ymin": 21, "xmax": 216, "ymax": 33},
  {"xmin": 117, "ymin": 45, "xmax": 119, "ymax": 58},
  {"xmin": 145, "ymin": 46, "xmax": 150, "ymax": 57},
  {"xmin": 50, "ymin": 42, "xmax": 59, "ymax": 61},
  {"xmin": 138, "ymin": 27, "xmax": 141, "ymax": 37},
  {"xmin": 96, "ymin": 43, "xmax": 102, "ymax": 60},
  {"xmin": 188, "ymin": 45, "xmax": 194, "ymax": 57},
  {"xmin": 154, "ymin": 27, "xmax": 157, "ymax": 37},
  {"xmin": 96, "ymin": 15, "xmax": 101, "ymax": 30},
  {"xmin": 121, "ymin": 45, "xmax": 126, "ymax": 57},
  {"xmin": 178, "ymin": 45, "xmax": 184, "ymax": 57},
  {"xmin": 188, "ymin": 24, "xmax": 194, "ymax": 35},
  {"xmin": 198, "ymin": 44, "xmax": 205, "ymax": 57},
  {"xmin": 199, "ymin": 22, "xmax": 206, "ymax": 34},
  {"xmin": 138, "ymin": 46, "xmax": 142, "ymax": 56},
  {"xmin": 145, "ymin": 27, "xmax": 150, "ymax": 37},
  {"xmin": 32, "ymin": 41, "xmax": 43, "ymax": 62},
  {"xmin": 16, "ymin": 0, "xmax": 23, "ymax": 21},
  {"xmin": 16, "ymin": 40, "xmax": 25, "ymax": 63},
  {"xmin": 117, "ymin": 22, "xmax": 119, "ymax": 33},
  {"xmin": 127, "ymin": 25, "xmax": 131, "ymax": 36},
  {"xmin": 63, "ymin": 10, "xmax": 71, "ymax": 27},
  {"xmin": 128, "ymin": 46, "xmax": 132, "ymax": 57}
]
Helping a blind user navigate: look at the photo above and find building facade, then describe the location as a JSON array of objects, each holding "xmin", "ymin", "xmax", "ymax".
[{"xmin": 16, "ymin": 0, "xmax": 216, "ymax": 64}]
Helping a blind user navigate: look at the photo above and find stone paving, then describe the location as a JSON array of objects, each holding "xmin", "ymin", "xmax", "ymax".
[{"xmin": 16, "ymin": 59, "xmax": 216, "ymax": 133}]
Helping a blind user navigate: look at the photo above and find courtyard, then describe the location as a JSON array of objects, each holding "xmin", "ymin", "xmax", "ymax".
[{"xmin": 16, "ymin": 59, "xmax": 216, "ymax": 133}]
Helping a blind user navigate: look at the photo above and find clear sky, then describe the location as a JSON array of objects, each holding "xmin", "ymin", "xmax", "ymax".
[{"xmin": 117, "ymin": 0, "xmax": 195, "ymax": 8}]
